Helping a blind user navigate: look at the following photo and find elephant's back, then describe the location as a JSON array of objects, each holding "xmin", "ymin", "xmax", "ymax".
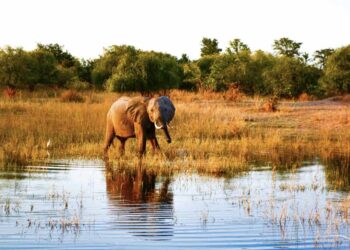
[{"xmin": 108, "ymin": 97, "xmax": 135, "ymax": 138}]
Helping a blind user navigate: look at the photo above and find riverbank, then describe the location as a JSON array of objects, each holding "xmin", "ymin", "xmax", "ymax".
[{"xmin": 1, "ymin": 90, "xmax": 349, "ymax": 176}]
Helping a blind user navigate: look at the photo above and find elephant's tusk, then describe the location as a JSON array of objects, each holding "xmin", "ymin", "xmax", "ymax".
[{"xmin": 154, "ymin": 121, "xmax": 163, "ymax": 129}]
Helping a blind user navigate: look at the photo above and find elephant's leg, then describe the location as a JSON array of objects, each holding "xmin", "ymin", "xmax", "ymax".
[
  {"xmin": 116, "ymin": 136, "xmax": 127, "ymax": 156},
  {"xmin": 103, "ymin": 120, "xmax": 115, "ymax": 156},
  {"xmin": 149, "ymin": 138, "xmax": 160, "ymax": 153},
  {"xmin": 135, "ymin": 124, "xmax": 146, "ymax": 158}
]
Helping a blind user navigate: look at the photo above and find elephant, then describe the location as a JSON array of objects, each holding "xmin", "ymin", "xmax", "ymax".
[{"xmin": 103, "ymin": 96, "xmax": 175, "ymax": 157}]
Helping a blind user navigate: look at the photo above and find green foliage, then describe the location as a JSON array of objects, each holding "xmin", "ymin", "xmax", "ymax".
[
  {"xmin": 178, "ymin": 54, "xmax": 190, "ymax": 64},
  {"xmin": 0, "ymin": 47, "xmax": 31, "ymax": 88},
  {"xmin": 37, "ymin": 43, "xmax": 77, "ymax": 68},
  {"xmin": 34, "ymin": 44, "xmax": 82, "ymax": 87},
  {"xmin": 314, "ymin": 48, "xmax": 334, "ymax": 69},
  {"xmin": 320, "ymin": 45, "xmax": 350, "ymax": 95},
  {"xmin": 249, "ymin": 50, "xmax": 276, "ymax": 95},
  {"xmin": 137, "ymin": 52, "xmax": 182, "ymax": 92},
  {"xmin": 77, "ymin": 59, "xmax": 95, "ymax": 84},
  {"xmin": 273, "ymin": 37, "xmax": 302, "ymax": 58},
  {"xmin": 197, "ymin": 55, "xmax": 218, "ymax": 78},
  {"xmin": 0, "ymin": 39, "xmax": 348, "ymax": 97},
  {"xmin": 200, "ymin": 38, "xmax": 222, "ymax": 56},
  {"xmin": 27, "ymin": 49, "xmax": 58, "ymax": 87},
  {"xmin": 262, "ymin": 56, "xmax": 321, "ymax": 97},
  {"xmin": 103, "ymin": 48, "xmax": 182, "ymax": 93},
  {"xmin": 66, "ymin": 77, "xmax": 91, "ymax": 91},
  {"xmin": 180, "ymin": 62, "xmax": 200, "ymax": 90},
  {"xmin": 105, "ymin": 49, "xmax": 141, "ymax": 92},
  {"xmin": 196, "ymin": 48, "xmax": 321, "ymax": 97},
  {"xmin": 92, "ymin": 45, "xmax": 137, "ymax": 88},
  {"xmin": 226, "ymin": 39, "xmax": 250, "ymax": 55},
  {"xmin": 203, "ymin": 50, "xmax": 271, "ymax": 93}
]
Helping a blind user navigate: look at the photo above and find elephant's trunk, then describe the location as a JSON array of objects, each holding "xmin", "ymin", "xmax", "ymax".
[{"xmin": 162, "ymin": 119, "xmax": 171, "ymax": 144}]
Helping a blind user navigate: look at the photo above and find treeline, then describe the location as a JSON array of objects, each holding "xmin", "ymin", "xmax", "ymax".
[{"xmin": 0, "ymin": 38, "xmax": 349, "ymax": 97}]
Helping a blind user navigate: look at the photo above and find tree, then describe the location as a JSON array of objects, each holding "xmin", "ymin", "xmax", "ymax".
[
  {"xmin": 36, "ymin": 43, "xmax": 83, "ymax": 87},
  {"xmin": 0, "ymin": 46, "xmax": 31, "ymax": 88},
  {"xmin": 200, "ymin": 38, "xmax": 222, "ymax": 56},
  {"xmin": 105, "ymin": 50, "xmax": 182, "ymax": 93},
  {"xmin": 180, "ymin": 62, "xmax": 200, "ymax": 90},
  {"xmin": 249, "ymin": 50, "xmax": 276, "ymax": 95},
  {"xmin": 196, "ymin": 55, "xmax": 220, "ymax": 89},
  {"xmin": 320, "ymin": 45, "xmax": 350, "ymax": 95},
  {"xmin": 137, "ymin": 52, "xmax": 181, "ymax": 92},
  {"xmin": 27, "ymin": 49, "xmax": 58, "ymax": 89},
  {"xmin": 92, "ymin": 45, "xmax": 138, "ymax": 88},
  {"xmin": 314, "ymin": 48, "xmax": 334, "ymax": 69},
  {"xmin": 262, "ymin": 56, "xmax": 320, "ymax": 97},
  {"xmin": 77, "ymin": 59, "xmax": 95, "ymax": 84},
  {"xmin": 226, "ymin": 39, "xmax": 250, "ymax": 55},
  {"xmin": 36, "ymin": 43, "xmax": 77, "ymax": 68},
  {"xmin": 300, "ymin": 52, "xmax": 310, "ymax": 65},
  {"xmin": 273, "ymin": 37, "xmax": 302, "ymax": 58},
  {"xmin": 178, "ymin": 53, "xmax": 190, "ymax": 64}
]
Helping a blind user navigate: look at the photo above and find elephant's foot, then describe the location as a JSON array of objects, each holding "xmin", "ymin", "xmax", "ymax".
[
  {"xmin": 118, "ymin": 147, "xmax": 125, "ymax": 157},
  {"xmin": 103, "ymin": 151, "xmax": 109, "ymax": 162}
]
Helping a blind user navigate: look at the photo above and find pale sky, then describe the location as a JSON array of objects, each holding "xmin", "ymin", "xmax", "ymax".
[{"xmin": 0, "ymin": 0, "xmax": 349, "ymax": 60}]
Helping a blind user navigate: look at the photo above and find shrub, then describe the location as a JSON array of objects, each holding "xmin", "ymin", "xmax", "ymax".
[
  {"xmin": 261, "ymin": 97, "xmax": 278, "ymax": 112},
  {"xmin": 60, "ymin": 90, "xmax": 85, "ymax": 103},
  {"xmin": 3, "ymin": 85, "xmax": 16, "ymax": 99},
  {"xmin": 298, "ymin": 92, "xmax": 316, "ymax": 102},
  {"xmin": 224, "ymin": 86, "xmax": 244, "ymax": 101},
  {"xmin": 320, "ymin": 45, "xmax": 350, "ymax": 95},
  {"xmin": 66, "ymin": 78, "xmax": 91, "ymax": 91}
]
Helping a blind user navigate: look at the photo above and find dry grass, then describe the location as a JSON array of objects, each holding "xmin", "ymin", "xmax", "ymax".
[
  {"xmin": 1, "ymin": 90, "xmax": 350, "ymax": 175},
  {"xmin": 60, "ymin": 89, "xmax": 85, "ymax": 103}
]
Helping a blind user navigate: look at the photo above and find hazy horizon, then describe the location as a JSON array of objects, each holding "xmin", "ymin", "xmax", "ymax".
[{"xmin": 1, "ymin": 0, "xmax": 349, "ymax": 60}]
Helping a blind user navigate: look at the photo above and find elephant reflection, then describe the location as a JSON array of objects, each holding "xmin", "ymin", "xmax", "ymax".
[{"xmin": 105, "ymin": 166, "xmax": 173, "ymax": 239}]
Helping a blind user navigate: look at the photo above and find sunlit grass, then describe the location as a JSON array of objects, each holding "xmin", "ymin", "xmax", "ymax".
[{"xmin": 1, "ymin": 90, "xmax": 350, "ymax": 175}]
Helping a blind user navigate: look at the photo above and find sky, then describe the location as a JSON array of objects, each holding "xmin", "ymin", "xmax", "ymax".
[{"xmin": 0, "ymin": 0, "xmax": 349, "ymax": 60}]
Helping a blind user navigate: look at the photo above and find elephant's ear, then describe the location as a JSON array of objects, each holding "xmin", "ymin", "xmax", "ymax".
[
  {"xmin": 126, "ymin": 97, "xmax": 148, "ymax": 123},
  {"xmin": 158, "ymin": 96, "xmax": 175, "ymax": 123}
]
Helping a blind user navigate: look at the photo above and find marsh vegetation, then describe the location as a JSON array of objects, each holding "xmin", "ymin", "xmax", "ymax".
[
  {"xmin": 1, "ymin": 89, "xmax": 350, "ymax": 248},
  {"xmin": 1, "ymin": 90, "xmax": 349, "ymax": 176}
]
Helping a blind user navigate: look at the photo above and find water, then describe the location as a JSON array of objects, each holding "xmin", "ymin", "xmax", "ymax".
[{"xmin": 0, "ymin": 160, "xmax": 349, "ymax": 249}]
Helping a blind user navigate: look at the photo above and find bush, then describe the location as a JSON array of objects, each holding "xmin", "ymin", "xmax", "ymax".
[
  {"xmin": 261, "ymin": 97, "xmax": 278, "ymax": 112},
  {"xmin": 224, "ymin": 86, "xmax": 244, "ymax": 101},
  {"xmin": 3, "ymin": 85, "xmax": 16, "ymax": 99},
  {"xmin": 60, "ymin": 90, "xmax": 85, "ymax": 103},
  {"xmin": 66, "ymin": 78, "xmax": 91, "ymax": 91},
  {"xmin": 320, "ymin": 45, "xmax": 350, "ymax": 95},
  {"xmin": 298, "ymin": 92, "xmax": 316, "ymax": 102}
]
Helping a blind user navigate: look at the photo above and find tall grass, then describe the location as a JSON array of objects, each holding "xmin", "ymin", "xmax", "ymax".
[{"xmin": 1, "ymin": 90, "xmax": 349, "ymax": 175}]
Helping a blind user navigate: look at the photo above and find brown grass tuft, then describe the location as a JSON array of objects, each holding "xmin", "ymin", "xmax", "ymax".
[
  {"xmin": 3, "ymin": 86, "xmax": 17, "ymax": 99},
  {"xmin": 298, "ymin": 92, "xmax": 316, "ymax": 102},
  {"xmin": 224, "ymin": 86, "xmax": 244, "ymax": 101},
  {"xmin": 261, "ymin": 97, "xmax": 278, "ymax": 112},
  {"xmin": 60, "ymin": 90, "xmax": 85, "ymax": 103}
]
